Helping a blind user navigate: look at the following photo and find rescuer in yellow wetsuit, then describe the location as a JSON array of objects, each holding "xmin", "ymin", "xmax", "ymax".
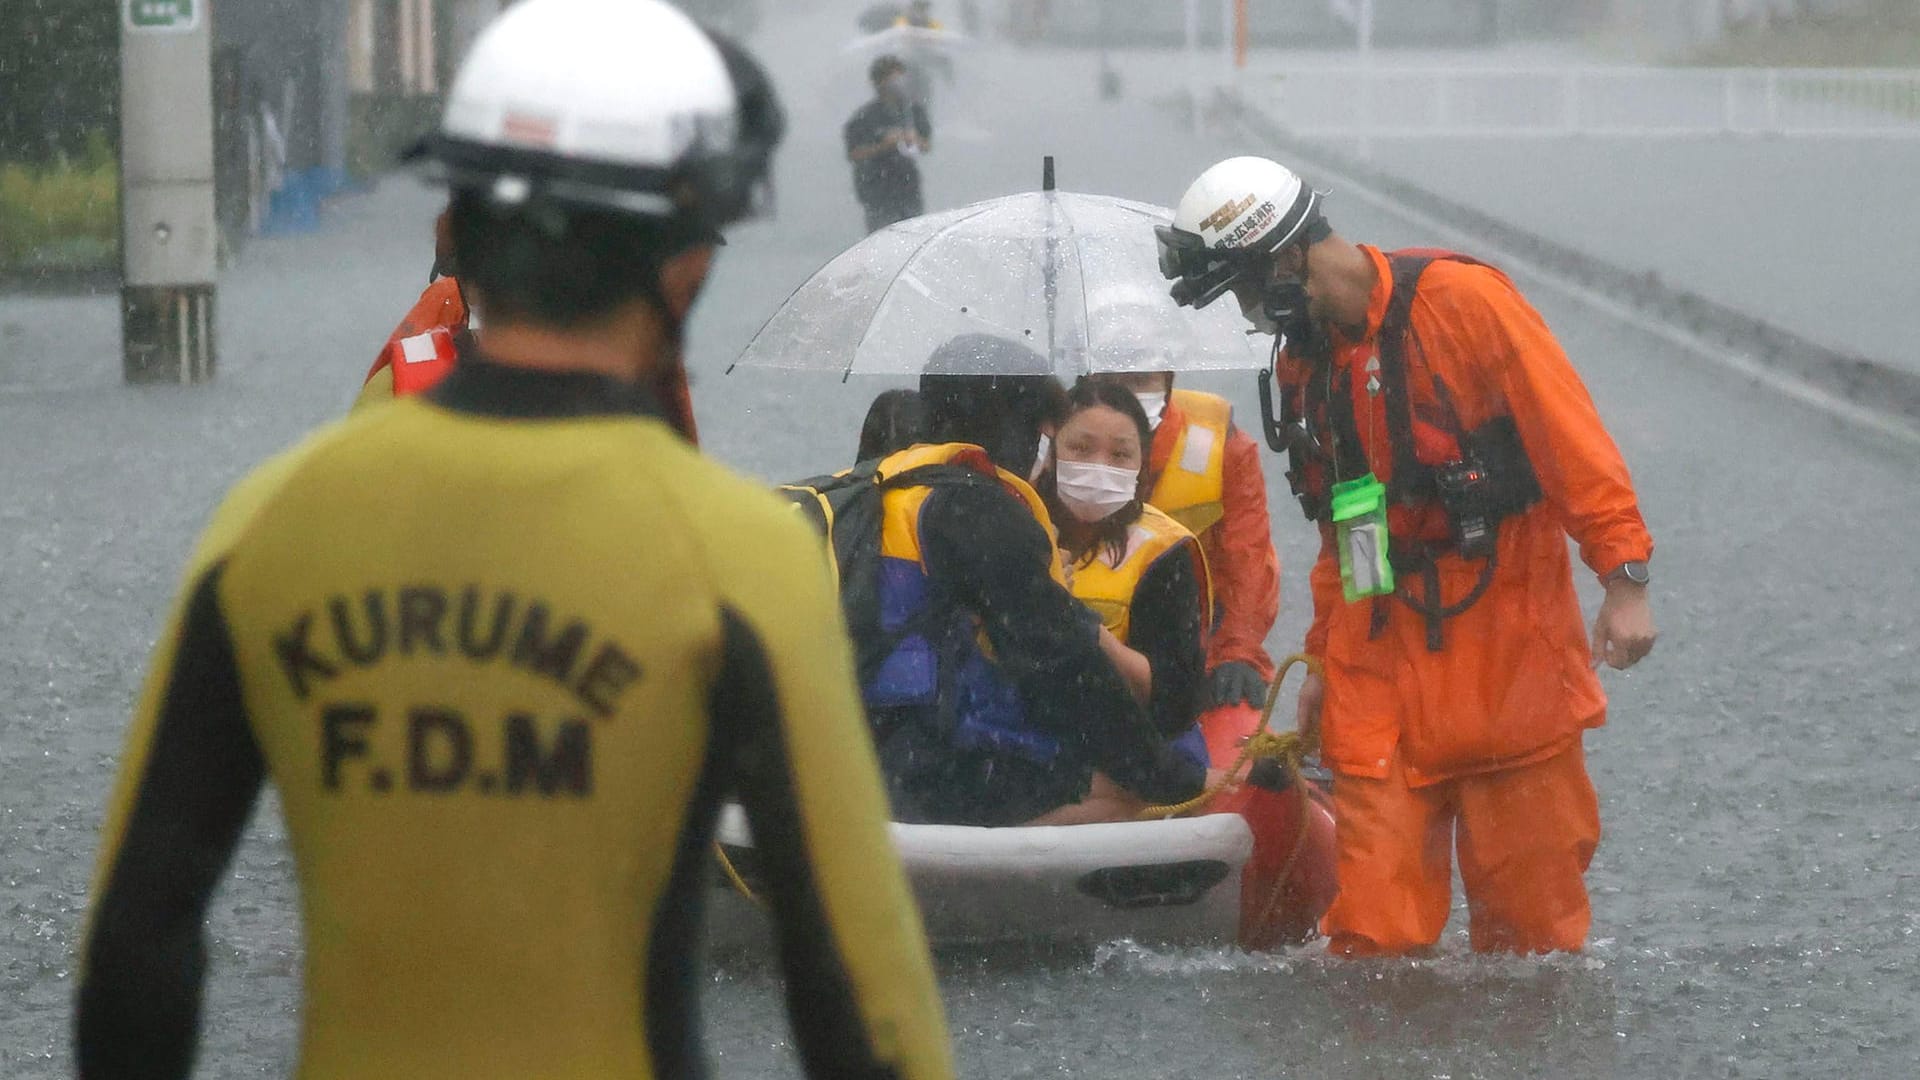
[{"xmin": 74, "ymin": 4, "xmax": 952, "ymax": 1079}]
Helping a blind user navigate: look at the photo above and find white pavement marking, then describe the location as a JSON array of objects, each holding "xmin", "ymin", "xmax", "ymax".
[{"xmin": 1247, "ymin": 129, "xmax": 1920, "ymax": 451}]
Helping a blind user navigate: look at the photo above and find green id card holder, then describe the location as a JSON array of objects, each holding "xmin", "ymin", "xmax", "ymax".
[{"xmin": 1330, "ymin": 474, "xmax": 1395, "ymax": 603}]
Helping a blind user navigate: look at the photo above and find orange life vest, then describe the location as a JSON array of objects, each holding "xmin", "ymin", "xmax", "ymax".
[
  {"xmin": 1147, "ymin": 389, "xmax": 1232, "ymax": 536},
  {"xmin": 384, "ymin": 325, "xmax": 462, "ymax": 396}
]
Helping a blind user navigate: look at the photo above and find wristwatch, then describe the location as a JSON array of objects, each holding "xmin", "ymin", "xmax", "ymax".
[{"xmin": 1604, "ymin": 560, "xmax": 1650, "ymax": 587}]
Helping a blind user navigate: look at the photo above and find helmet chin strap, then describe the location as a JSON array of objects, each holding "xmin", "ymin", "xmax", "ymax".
[{"xmin": 1258, "ymin": 236, "xmax": 1333, "ymax": 363}]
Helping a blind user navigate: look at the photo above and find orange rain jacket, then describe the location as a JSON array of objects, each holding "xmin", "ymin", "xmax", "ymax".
[
  {"xmin": 356, "ymin": 276, "xmax": 700, "ymax": 442},
  {"xmin": 1146, "ymin": 394, "xmax": 1281, "ymax": 680},
  {"xmin": 1284, "ymin": 246, "xmax": 1652, "ymax": 786}
]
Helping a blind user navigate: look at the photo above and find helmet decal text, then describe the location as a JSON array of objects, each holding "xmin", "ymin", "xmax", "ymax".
[
  {"xmin": 1222, "ymin": 200, "xmax": 1280, "ymax": 248},
  {"xmin": 500, "ymin": 112, "xmax": 559, "ymax": 149},
  {"xmin": 1200, "ymin": 194, "xmax": 1257, "ymax": 234}
]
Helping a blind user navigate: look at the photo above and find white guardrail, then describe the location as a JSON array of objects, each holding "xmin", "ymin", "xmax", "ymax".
[{"xmin": 1254, "ymin": 67, "xmax": 1920, "ymax": 139}]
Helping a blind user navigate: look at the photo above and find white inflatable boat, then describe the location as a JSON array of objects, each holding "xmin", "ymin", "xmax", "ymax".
[{"xmin": 707, "ymin": 777, "xmax": 1336, "ymax": 952}]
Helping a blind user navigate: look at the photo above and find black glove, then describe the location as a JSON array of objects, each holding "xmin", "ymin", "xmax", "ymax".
[{"xmin": 1206, "ymin": 660, "xmax": 1269, "ymax": 710}]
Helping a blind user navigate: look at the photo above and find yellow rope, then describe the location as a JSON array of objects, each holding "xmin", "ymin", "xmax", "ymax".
[
  {"xmin": 1137, "ymin": 653, "xmax": 1322, "ymax": 820},
  {"xmin": 713, "ymin": 841, "xmax": 762, "ymax": 906}
]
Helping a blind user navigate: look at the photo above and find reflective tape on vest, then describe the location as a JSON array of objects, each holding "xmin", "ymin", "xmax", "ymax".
[
  {"xmin": 1151, "ymin": 390, "xmax": 1231, "ymax": 536},
  {"xmin": 389, "ymin": 327, "xmax": 459, "ymax": 396}
]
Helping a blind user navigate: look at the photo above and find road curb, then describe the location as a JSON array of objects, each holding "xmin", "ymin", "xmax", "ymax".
[{"xmin": 1223, "ymin": 93, "xmax": 1920, "ymax": 448}]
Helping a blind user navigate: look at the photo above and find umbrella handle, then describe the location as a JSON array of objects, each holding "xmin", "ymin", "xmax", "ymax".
[{"xmin": 1043, "ymin": 155, "xmax": 1055, "ymax": 193}]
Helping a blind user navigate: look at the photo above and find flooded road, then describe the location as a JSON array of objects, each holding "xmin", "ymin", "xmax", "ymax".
[{"xmin": 5, "ymin": 4, "xmax": 1919, "ymax": 1077}]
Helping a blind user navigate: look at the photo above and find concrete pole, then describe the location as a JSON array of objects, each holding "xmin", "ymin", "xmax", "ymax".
[
  {"xmin": 1219, "ymin": 0, "xmax": 1232, "ymax": 78},
  {"xmin": 1185, "ymin": 0, "xmax": 1202, "ymax": 132},
  {"xmin": 1233, "ymin": 0, "xmax": 1247, "ymax": 70},
  {"xmin": 322, "ymin": 0, "xmax": 351, "ymax": 191},
  {"xmin": 120, "ymin": 0, "xmax": 218, "ymax": 384},
  {"xmin": 1356, "ymin": 0, "xmax": 1375, "ymax": 160}
]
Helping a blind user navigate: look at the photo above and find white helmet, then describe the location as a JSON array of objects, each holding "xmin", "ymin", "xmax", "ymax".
[
  {"xmin": 416, "ymin": 0, "xmax": 784, "ymax": 232},
  {"xmin": 1156, "ymin": 156, "xmax": 1324, "ymax": 309}
]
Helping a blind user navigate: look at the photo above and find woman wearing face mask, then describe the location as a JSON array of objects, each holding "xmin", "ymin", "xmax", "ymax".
[{"xmin": 1030, "ymin": 380, "xmax": 1214, "ymax": 823}]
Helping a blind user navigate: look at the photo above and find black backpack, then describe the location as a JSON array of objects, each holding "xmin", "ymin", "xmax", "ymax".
[{"xmin": 777, "ymin": 456, "xmax": 998, "ymax": 687}]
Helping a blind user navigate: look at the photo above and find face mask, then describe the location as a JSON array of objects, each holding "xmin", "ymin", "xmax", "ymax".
[
  {"xmin": 1029, "ymin": 433, "xmax": 1052, "ymax": 484},
  {"xmin": 1055, "ymin": 460, "xmax": 1138, "ymax": 523},
  {"xmin": 1134, "ymin": 391, "xmax": 1168, "ymax": 431}
]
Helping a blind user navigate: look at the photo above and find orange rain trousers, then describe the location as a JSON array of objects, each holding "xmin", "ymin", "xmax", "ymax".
[{"xmin": 1324, "ymin": 745, "xmax": 1600, "ymax": 955}]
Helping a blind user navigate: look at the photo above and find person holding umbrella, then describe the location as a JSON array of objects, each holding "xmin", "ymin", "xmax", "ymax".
[{"xmin": 844, "ymin": 55, "xmax": 932, "ymax": 233}]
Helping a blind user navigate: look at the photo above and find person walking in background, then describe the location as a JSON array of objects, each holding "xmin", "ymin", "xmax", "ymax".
[{"xmin": 844, "ymin": 54, "xmax": 931, "ymax": 233}]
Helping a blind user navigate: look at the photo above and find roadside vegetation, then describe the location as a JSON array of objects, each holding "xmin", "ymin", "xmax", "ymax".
[
  {"xmin": 1687, "ymin": 1, "xmax": 1920, "ymax": 67},
  {"xmin": 2, "ymin": 0, "xmax": 118, "ymax": 277},
  {"xmin": 0, "ymin": 134, "xmax": 119, "ymax": 275}
]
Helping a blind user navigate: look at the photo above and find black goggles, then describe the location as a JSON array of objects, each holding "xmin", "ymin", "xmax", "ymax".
[{"xmin": 1155, "ymin": 224, "xmax": 1262, "ymax": 310}]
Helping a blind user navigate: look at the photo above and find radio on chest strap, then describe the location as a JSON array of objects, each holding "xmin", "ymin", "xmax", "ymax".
[{"xmin": 1286, "ymin": 251, "xmax": 1545, "ymax": 650}]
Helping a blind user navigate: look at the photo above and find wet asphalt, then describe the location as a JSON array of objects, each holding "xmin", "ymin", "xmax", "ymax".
[{"xmin": 4, "ymin": 2, "xmax": 1919, "ymax": 1077}]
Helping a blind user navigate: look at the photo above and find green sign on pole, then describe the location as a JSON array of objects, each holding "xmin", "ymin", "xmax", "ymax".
[{"xmin": 125, "ymin": 0, "xmax": 199, "ymax": 33}]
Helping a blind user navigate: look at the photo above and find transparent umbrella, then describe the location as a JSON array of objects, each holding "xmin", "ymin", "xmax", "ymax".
[
  {"xmin": 729, "ymin": 160, "xmax": 1268, "ymax": 379},
  {"xmin": 842, "ymin": 22, "xmax": 970, "ymax": 57}
]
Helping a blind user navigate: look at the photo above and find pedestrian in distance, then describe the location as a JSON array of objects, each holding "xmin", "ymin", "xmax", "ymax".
[
  {"xmin": 74, "ymin": 3, "xmax": 954, "ymax": 1078},
  {"xmin": 1159, "ymin": 154, "xmax": 1659, "ymax": 956},
  {"xmin": 844, "ymin": 54, "xmax": 932, "ymax": 234}
]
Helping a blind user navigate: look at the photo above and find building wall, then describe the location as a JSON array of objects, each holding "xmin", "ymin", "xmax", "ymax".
[{"xmin": 215, "ymin": 0, "xmax": 350, "ymax": 174}]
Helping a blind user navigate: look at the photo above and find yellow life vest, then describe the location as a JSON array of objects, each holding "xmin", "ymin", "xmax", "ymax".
[
  {"xmin": 869, "ymin": 442, "xmax": 1066, "ymax": 763},
  {"xmin": 1069, "ymin": 504, "xmax": 1212, "ymax": 645},
  {"xmin": 878, "ymin": 443, "xmax": 1063, "ymax": 582},
  {"xmin": 1148, "ymin": 389, "xmax": 1232, "ymax": 536}
]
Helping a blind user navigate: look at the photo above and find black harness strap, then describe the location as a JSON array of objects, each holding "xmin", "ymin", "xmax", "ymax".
[
  {"xmin": 1374, "ymin": 254, "xmax": 1502, "ymax": 652},
  {"xmin": 1295, "ymin": 251, "xmax": 1541, "ymax": 652},
  {"xmin": 1376, "ymin": 255, "xmax": 1433, "ymax": 505},
  {"xmin": 1320, "ymin": 355, "xmax": 1369, "ymax": 485}
]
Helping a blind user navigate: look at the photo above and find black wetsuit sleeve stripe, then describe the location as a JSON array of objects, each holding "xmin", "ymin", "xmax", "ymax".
[
  {"xmin": 710, "ymin": 606, "xmax": 902, "ymax": 1080},
  {"xmin": 642, "ymin": 629, "xmax": 741, "ymax": 1080},
  {"xmin": 76, "ymin": 561, "xmax": 266, "ymax": 1080}
]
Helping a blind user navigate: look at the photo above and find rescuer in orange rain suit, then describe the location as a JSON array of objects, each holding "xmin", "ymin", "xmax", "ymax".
[
  {"xmin": 1158, "ymin": 156, "xmax": 1658, "ymax": 955},
  {"xmin": 353, "ymin": 209, "xmax": 700, "ymax": 439}
]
